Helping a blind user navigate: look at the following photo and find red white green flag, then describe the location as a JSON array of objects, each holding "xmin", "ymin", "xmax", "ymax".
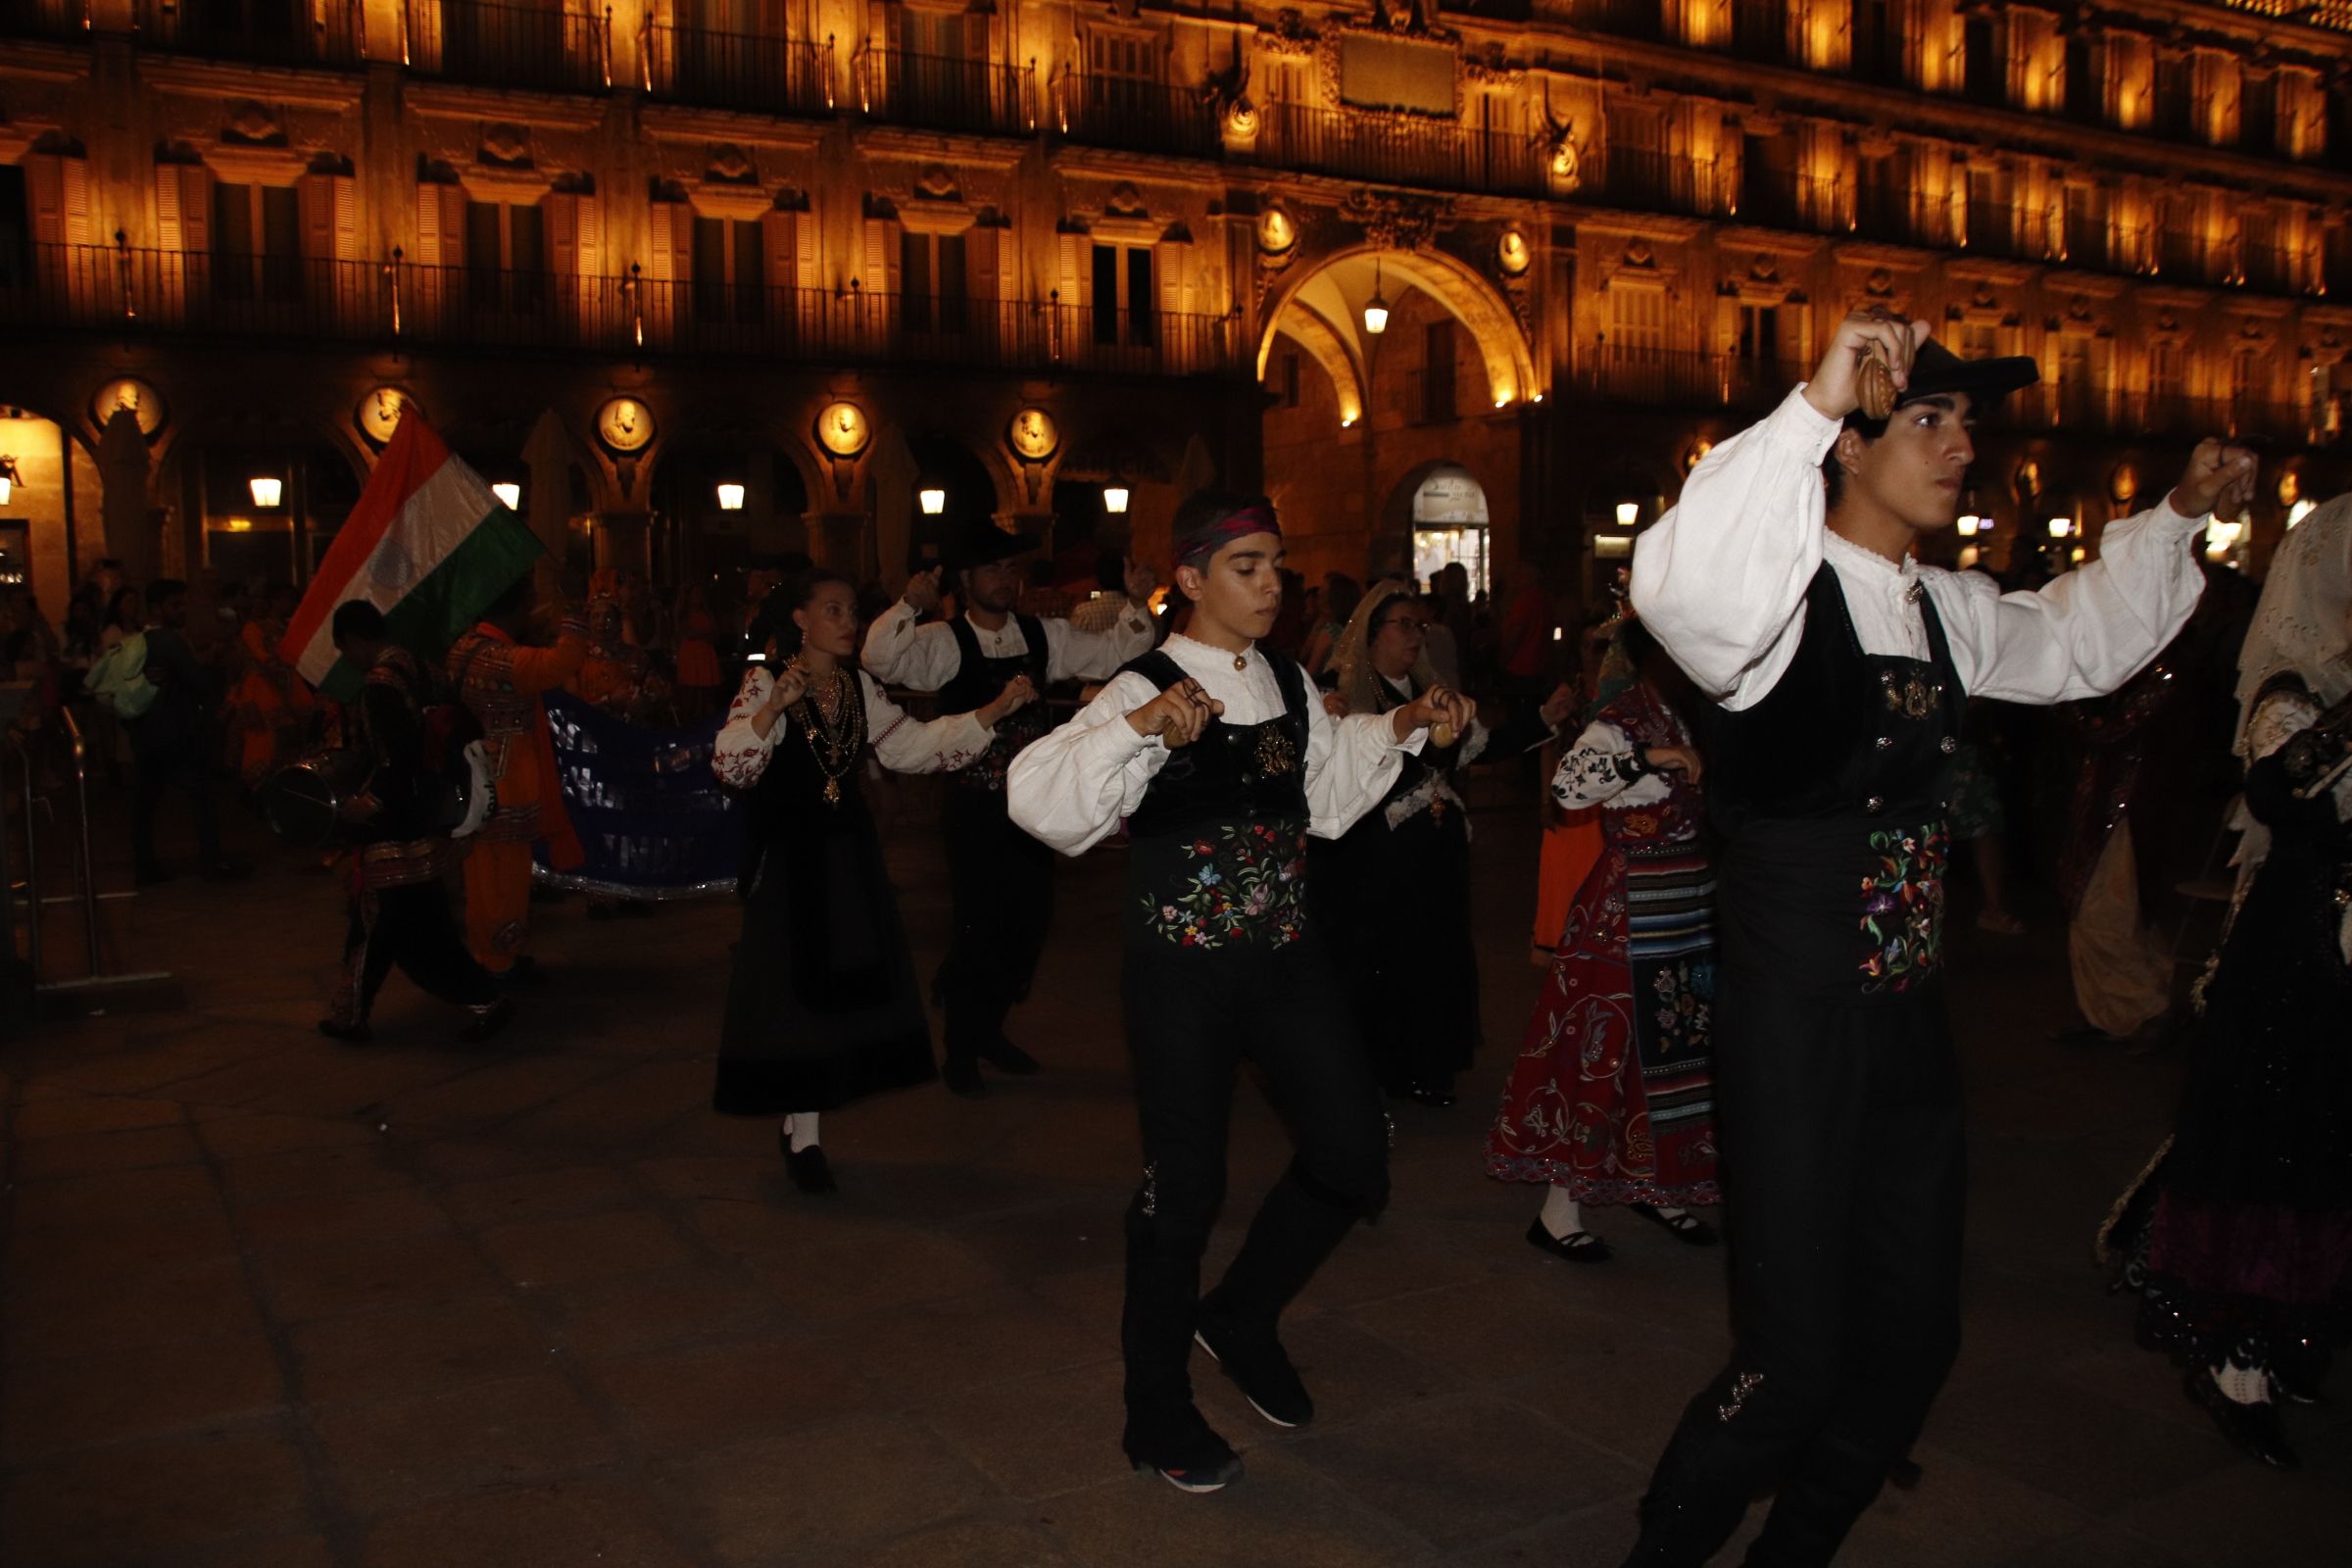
[{"xmin": 279, "ymin": 408, "xmax": 542, "ymax": 701}]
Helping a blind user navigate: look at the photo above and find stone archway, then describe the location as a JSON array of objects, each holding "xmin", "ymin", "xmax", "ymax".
[{"xmin": 1257, "ymin": 243, "xmax": 1539, "ymax": 412}]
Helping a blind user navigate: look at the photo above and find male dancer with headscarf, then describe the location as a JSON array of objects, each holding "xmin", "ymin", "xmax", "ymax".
[
  {"xmin": 1620, "ymin": 312, "xmax": 2254, "ymax": 1564},
  {"xmin": 862, "ymin": 525, "xmax": 1157, "ymax": 1096},
  {"xmin": 1009, "ymin": 493, "xmax": 1473, "ymax": 1494}
]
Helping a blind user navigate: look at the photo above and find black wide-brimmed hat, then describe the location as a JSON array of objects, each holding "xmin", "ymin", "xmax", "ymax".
[
  {"xmin": 950, "ymin": 523, "xmax": 1041, "ymax": 573},
  {"xmin": 1894, "ymin": 338, "xmax": 2040, "ymax": 410}
]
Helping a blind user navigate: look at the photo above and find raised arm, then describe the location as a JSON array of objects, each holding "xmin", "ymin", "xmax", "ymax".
[
  {"xmin": 1042, "ymin": 604, "xmax": 1155, "ymax": 684},
  {"xmin": 1303, "ymin": 663, "xmax": 1459, "ymax": 839},
  {"xmin": 862, "ymin": 672, "xmax": 997, "ymax": 775},
  {"xmin": 712, "ymin": 665, "xmax": 785, "ymax": 789},
  {"xmin": 1633, "ymin": 313, "xmax": 1929, "ymax": 709},
  {"xmin": 1005, "ymin": 671, "xmax": 1175, "ymax": 856},
  {"xmin": 858, "ymin": 590, "xmax": 962, "ymax": 690}
]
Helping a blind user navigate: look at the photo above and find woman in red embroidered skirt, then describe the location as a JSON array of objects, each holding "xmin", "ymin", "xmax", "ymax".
[{"xmin": 1487, "ymin": 622, "xmax": 1722, "ymax": 1263}]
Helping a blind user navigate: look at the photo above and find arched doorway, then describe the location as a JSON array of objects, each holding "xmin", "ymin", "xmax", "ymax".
[
  {"xmin": 1408, "ymin": 465, "xmax": 1491, "ymax": 596},
  {"xmin": 904, "ymin": 433, "xmax": 999, "ymax": 575}
]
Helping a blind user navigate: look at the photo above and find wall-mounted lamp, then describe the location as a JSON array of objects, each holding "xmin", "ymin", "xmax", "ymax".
[
  {"xmin": 1362, "ymin": 259, "xmax": 1389, "ymax": 336},
  {"xmin": 490, "ymin": 482, "xmax": 521, "ymax": 512},
  {"xmin": 1615, "ymin": 502, "xmax": 1641, "ymax": 528},
  {"xmin": 249, "ymin": 475, "xmax": 283, "ymax": 509},
  {"xmin": 1956, "ymin": 514, "xmax": 1984, "ymax": 536},
  {"xmin": 2046, "ymin": 515, "xmax": 2074, "ymax": 539},
  {"xmin": 918, "ymin": 486, "xmax": 948, "ymax": 516},
  {"xmin": 715, "ymin": 482, "xmax": 746, "ymax": 512},
  {"xmin": 1102, "ymin": 481, "xmax": 1130, "ymax": 515}
]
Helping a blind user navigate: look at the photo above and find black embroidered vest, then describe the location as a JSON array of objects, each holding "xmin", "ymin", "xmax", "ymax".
[{"xmin": 940, "ymin": 613, "xmax": 1051, "ymax": 792}]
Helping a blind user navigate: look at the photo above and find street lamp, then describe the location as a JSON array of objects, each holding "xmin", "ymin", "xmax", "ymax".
[
  {"xmin": 249, "ymin": 474, "xmax": 283, "ymax": 509},
  {"xmin": 1615, "ymin": 501, "xmax": 1641, "ymax": 528},
  {"xmin": 2046, "ymin": 515, "xmax": 2073, "ymax": 539},
  {"xmin": 714, "ymin": 482, "xmax": 746, "ymax": 512},
  {"xmin": 490, "ymin": 482, "xmax": 521, "ymax": 512},
  {"xmin": 1362, "ymin": 259, "xmax": 1389, "ymax": 336},
  {"xmin": 1102, "ymin": 480, "xmax": 1130, "ymax": 515},
  {"xmin": 918, "ymin": 485, "xmax": 947, "ymax": 515},
  {"xmin": 1956, "ymin": 514, "xmax": 1983, "ymax": 536}
]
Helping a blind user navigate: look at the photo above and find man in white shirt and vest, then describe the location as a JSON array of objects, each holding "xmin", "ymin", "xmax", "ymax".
[{"xmin": 1619, "ymin": 312, "xmax": 2255, "ymax": 1565}]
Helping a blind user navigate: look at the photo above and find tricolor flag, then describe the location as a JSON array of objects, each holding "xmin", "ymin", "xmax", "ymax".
[{"xmin": 280, "ymin": 409, "xmax": 543, "ymax": 701}]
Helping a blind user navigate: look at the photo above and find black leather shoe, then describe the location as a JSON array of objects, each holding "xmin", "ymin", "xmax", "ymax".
[
  {"xmin": 1195, "ymin": 1306, "xmax": 1313, "ymax": 1429},
  {"xmin": 981, "ymin": 1038, "xmax": 1043, "ymax": 1076},
  {"xmin": 1526, "ymin": 1216, "xmax": 1613, "ymax": 1263},
  {"xmin": 942, "ymin": 1056, "xmax": 988, "ymax": 1099},
  {"xmin": 1124, "ymin": 1401, "xmax": 1243, "ymax": 1494},
  {"xmin": 1628, "ymin": 1202, "xmax": 1721, "ymax": 1247},
  {"xmin": 779, "ymin": 1133, "xmax": 838, "ymax": 1195},
  {"xmin": 2184, "ymin": 1368, "xmax": 2299, "ymax": 1469},
  {"xmin": 317, "ymin": 1017, "xmax": 372, "ymax": 1044}
]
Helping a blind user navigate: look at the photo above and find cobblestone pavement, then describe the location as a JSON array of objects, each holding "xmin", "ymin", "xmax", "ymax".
[{"xmin": 1, "ymin": 788, "xmax": 2344, "ymax": 1567}]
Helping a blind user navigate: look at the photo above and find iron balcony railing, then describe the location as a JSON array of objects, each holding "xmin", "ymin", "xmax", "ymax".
[
  {"xmin": 642, "ymin": 22, "xmax": 830, "ymax": 116},
  {"xmin": 1254, "ymin": 101, "xmax": 1544, "ymax": 199},
  {"xmin": 407, "ymin": 0, "xmax": 609, "ymax": 94},
  {"xmin": 1575, "ymin": 346, "xmax": 1814, "ymax": 413},
  {"xmin": 0, "ymin": 244, "xmax": 1249, "ymax": 378},
  {"xmin": 1053, "ymin": 74, "xmax": 1221, "ymax": 160},
  {"xmin": 0, "ymin": 0, "xmax": 85, "ymax": 39},
  {"xmin": 855, "ymin": 47, "xmax": 1035, "ymax": 136},
  {"xmin": 1595, "ymin": 148, "xmax": 1729, "ymax": 219},
  {"xmin": 133, "ymin": 0, "xmax": 362, "ymax": 67}
]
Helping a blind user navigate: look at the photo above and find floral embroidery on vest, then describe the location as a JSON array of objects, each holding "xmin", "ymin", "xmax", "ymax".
[
  {"xmin": 1139, "ymin": 819, "xmax": 1309, "ymax": 950},
  {"xmin": 1859, "ymin": 823, "xmax": 1948, "ymax": 993}
]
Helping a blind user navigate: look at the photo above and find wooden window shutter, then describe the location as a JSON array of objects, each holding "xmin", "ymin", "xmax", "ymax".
[
  {"xmin": 1056, "ymin": 228, "xmax": 1084, "ymax": 306},
  {"xmin": 962, "ymin": 10, "xmax": 989, "ymax": 59},
  {"xmin": 298, "ymin": 173, "xmax": 336, "ymax": 260},
  {"xmin": 413, "ymin": 182, "xmax": 464, "ymax": 267},
  {"xmin": 646, "ymin": 200, "xmax": 694, "ymax": 281},
  {"xmin": 966, "ymin": 222, "xmax": 1000, "ymax": 302},
  {"xmin": 157, "ymin": 163, "xmax": 212, "ymax": 253},
  {"xmin": 794, "ymin": 209, "xmax": 823, "ymax": 291},
  {"xmin": 546, "ymin": 191, "xmax": 579, "ymax": 275},
  {"xmin": 761, "ymin": 209, "xmax": 796, "ymax": 298},
  {"xmin": 1153, "ymin": 237, "xmax": 1189, "ymax": 318},
  {"xmin": 25, "ymin": 153, "xmax": 86, "ymax": 248},
  {"xmin": 861, "ymin": 211, "xmax": 902, "ymax": 293}
]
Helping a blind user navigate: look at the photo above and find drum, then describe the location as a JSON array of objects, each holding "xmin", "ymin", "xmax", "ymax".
[{"xmin": 260, "ymin": 749, "xmax": 374, "ymax": 849}]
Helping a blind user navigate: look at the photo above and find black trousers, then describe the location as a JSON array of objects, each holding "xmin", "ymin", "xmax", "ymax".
[
  {"xmin": 938, "ymin": 789, "xmax": 1056, "ymax": 1062},
  {"xmin": 336, "ymin": 881, "xmax": 501, "ymax": 1025},
  {"xmin": 130, "ymin": 741, "xmax": 221, "ymax": 877},
  {"xmin": 1119, "ymin": 936, "xmax": 1391, "ymax": 1424},
  {"xmin": 1633, "ymin": 980, "xmax": 1966, "ymax": 1567}
]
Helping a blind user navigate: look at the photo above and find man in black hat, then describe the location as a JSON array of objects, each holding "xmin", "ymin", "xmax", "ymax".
[
  {"xmin": 862, "ymin": 527, "xmax": 1158, "ymax": 1096},
  {"xmin": 1617, "ymin": 313, "xmax": 2256, "ymax": 1566}
]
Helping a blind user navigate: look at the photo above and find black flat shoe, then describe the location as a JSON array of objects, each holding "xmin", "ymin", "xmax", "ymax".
[
  {"xmin": 1124, "ymin": 1402, "xmax": 1243, "ymax": 1494},
  {"xmin": 1195, "ymin": 1304, "xmax": 1313, "ymax": 1429},
  {"xmin": 779, "ymin": 1133, "xmax": 838, "ymax": 1196},
  {"xmin": 1628, "ymin": 1202, "xmax": 1720, "ymax": 1247},
  {"xmin": 981, "ymin": 1039, "xmax": 1043, "ymax": 1076},
  {"xmin": 942, "ymin": 1057, "xmax": 988, "ymax": 1099},
  {"xmin": 2184, "ymin": 1368, "xmax": 2299, "ymax": 1469},
  {"xmin": 1526, "ymin": 1217, "xmax": 1612, "ymax": 1264}
]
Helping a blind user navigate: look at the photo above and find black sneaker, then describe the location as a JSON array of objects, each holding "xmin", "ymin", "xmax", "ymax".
[
  {"xmin": 1193, "ymin": 1308, "xmax": 1313, "ymax": 1429},
  {"xmin": 1124, "ymin": 1401, "xmax": 1243, "ymax": 1494}
]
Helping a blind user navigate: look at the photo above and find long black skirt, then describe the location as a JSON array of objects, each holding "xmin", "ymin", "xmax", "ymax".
[
  {"xmin": 713, "ymin": 826, "xmax": 937, "ymax": 1115},
  {"xmin": 1311, "ymin": 803, "xmax": 1481, "ymax": 1089}
]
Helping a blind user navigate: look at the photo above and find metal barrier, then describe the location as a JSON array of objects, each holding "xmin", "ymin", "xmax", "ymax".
[{"xmin": 17, "ymin": 708, "xmax": 172, "ymax": 995}]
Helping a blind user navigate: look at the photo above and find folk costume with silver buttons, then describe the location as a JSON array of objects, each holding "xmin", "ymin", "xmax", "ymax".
[{"xmin": 1620, "ymin": 335, "xmax": 2217, "ymax": 1568}]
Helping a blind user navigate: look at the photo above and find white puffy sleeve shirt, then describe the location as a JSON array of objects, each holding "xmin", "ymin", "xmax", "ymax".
[
  {"xmin": 1629, "ymin": 387, "xmax": 2211, "ymax": 710},
  {"xmin": 711, "ymin": 666, "xmax": 994, "ymax": 789},
  {"xmin": 1006, "ymin": 634, "xmax": 1426, "ymax": 857},
  {"xmin": 859, "ymin": 601, "xmax": 1156, "ymax": 690}
]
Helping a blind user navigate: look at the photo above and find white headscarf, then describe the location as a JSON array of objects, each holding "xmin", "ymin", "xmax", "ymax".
[
  {"xmin": 2233, "ymin": 494, "xmax": 2352, "ymax": 758},
  {"xmin": 1333, "ymin": 579, "xmax": 1439, "ymax": 716}
]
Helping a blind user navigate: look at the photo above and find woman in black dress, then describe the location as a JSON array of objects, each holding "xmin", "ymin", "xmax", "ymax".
[
  {"xmin": 1312, "ymin": 580, "xmax": 1486, "ymax": 1105},
  {"xmin": 2106, "ymin": 496, "xmax": 2352, "ymax": 1467},
  {"xmin": 711, "ymin": 567, "xmax": 1033, "ymax": 1193}
]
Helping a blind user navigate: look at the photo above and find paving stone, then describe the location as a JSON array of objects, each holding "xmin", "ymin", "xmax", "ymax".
[
  {"xmin": 195, "ymin": 1109, "xmax": 384, "ymax": 1160},
  {"xmin": 842, "ymin": 1285, "xmax": 1109, "ymax": 1404},
  {"xmin": 544, "ymin": 1260, "xmax": 786, "ymax": 1359},
  {"xmin": 671, "ymin": 1415, "xmax": 995, "ymax": 1559},
  {"xmin": 439, "ymin": 1161, "xmax": 638, "ymax": 1226},
  {"xmin": 590, "ymin": 1333, "xmax": 877, "ymax": 1456},
  {"xmin": 815, "ymin": 1516, "xmax": 1093, "ymax": 1568},
  {"xmin": 0, "ymin": 1334, "xmax": 285, "ymax": 1462},
  {"xmin": 233, "ymin": 1184, "xmax": 456, "ymax": 1250},
  {"xmin": 359, "ymin": 1476, "xmax": 701, "ymax": 1568},
  {"xmin": 1033, "ymin": 1447, "xmax": 1439, "ymax": 1568},
  {"xmin": 311, "ymin": 1371, "xmax": 621, "ymax": 1514},
  {"xmin": 1919, "ymin": 1368, "xmax": 2228, "ymax": 1515},
  {"xmin": 289, "ymin": 1294, "xmax": 554, "ymax": 1405},
  {"xmin": 478, "ymin": 1208, "xmax": 700, "ymax": 1290},
  {"xmin": 217, "ymin": 1140, "xmax": 416, "ymax": 1201},
  {"xmin": 10, "ymin": 1092, "xmax": 185, "ymax": 1141},
  {"xmin": 926, "ymin": 1360, "xmax": 1135, "ymax": 1500},
  {"xmin": 251, "ymin": 1230, "xmax": 501, "ymax": 1323},
  {"xmin": 0, "ymin": 1430, "xmax": 313, "ymax": 1564},
  {"xmin": 4, "ymin": 1255, "xmax": 265, "ymax": 1363}
]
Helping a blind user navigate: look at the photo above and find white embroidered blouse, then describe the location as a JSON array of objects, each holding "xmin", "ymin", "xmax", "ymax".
[{"xmin": 710, "ymin": 665, "xmax": 994, "ymax": 790}]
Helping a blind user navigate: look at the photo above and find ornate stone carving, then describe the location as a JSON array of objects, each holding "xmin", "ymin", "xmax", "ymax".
[
  {"xmin": 1258, "ymin": 10, "xmax": 1316, "ymax": 60},
  {"xmin": 1343, "ymin": 189, "xmax": 1446, "ymax": 251},
  {"xmin": 222, "ymin": 102, "xmax": 281, "ymax": 145},
  {"xmin": 480, "ymin": 122, "xmax": 531, "ymax": 168},
  {"xmin": 707, "ymin": 144, "xmax": 758, "ymax": 183}
]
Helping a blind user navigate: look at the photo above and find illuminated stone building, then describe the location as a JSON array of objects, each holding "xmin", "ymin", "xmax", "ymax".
[{"xmin": 2, "ymin": 0, "xmax": 2349, "ymax": 624}]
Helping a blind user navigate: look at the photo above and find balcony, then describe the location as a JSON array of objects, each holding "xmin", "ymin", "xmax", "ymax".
[
  {"xmin": 1730, "ymin": 172, "xmax": 1845, "ymax": 236},
  {"xmin": 1574, "ymin": 346, "xmax": 1812, "ymax": 413},
  {"xmin": 642, "ymin": 22, "xmax": 830, "ymax": 117},
  {"xmin": 406, "ymin": 0, "xmax": 609, "ymax": 95},
  {"xmin": 0, "ymin": 0, "xmax": 84, "ymax": 41},
  {"xmin": 0, "ymin": 244, "xmax": 1249, "ymax": 380},
  {"xmin": 1054, "ymin": 74, "xmax": 1221, "ymax": 160},
  {"xmin": 855, "ymin": 47, "xmax": 1035, "ymax": 137},
  {"xmin": 2000, "ymin": 381, "xmax": 2337, "ymax": 446},
  {"xmin": 1253, "ymin": 101, "xmax": 1544, "ymax": 200},
  {"xmin": 1596, "ymin": 148, "xmax": 1729, "ymax": 219},
  {"xmin": 133, "ymin": 0, "xmax": 361, "ymax": 68}
]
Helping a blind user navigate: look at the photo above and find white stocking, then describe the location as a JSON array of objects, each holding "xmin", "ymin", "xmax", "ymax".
[
  {"xmin": 783, "ymin": 1113, "xmax": 821, "ymax": 1153},
  {"xmin": 1540, "ymin": 1186, "xmax": 1585, "ymax": 1240},
  {"xmin": 2214, "ymin": 1357, "xmax": 2272, "ymax": 1405}
]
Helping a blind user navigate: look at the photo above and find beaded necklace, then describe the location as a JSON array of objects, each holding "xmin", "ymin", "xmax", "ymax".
[{"xmin": 791, "ymin": 665, "xmax": 865, "ymax": 807}]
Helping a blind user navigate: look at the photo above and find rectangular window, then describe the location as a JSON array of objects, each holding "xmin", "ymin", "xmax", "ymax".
[
  {"xmin": 1422, "ymin": 319, "xmax": 1455, "ymax": 422},
  {"xmin": 2063, "ymin": 185, "xmax": 2107, "ymax": 269},
  {"xmin": 2155, "ymin": 54, "xmax": 2194, "ymax": 138},
  {"xmin": 1737, "ymin": 304, "xmax": 1781, "ymax": 363},
  {"xmin": 2064, "ymin": 36, "xmax": 2100, "ymax": 122},
  {"xmin": 2242, "ymin": 74, "xmax": 2278, "ymax": 155},
  {"xmin": 2057, "ymin": 334, "xmax": 2094, "ymax": 424},
  {"xmin": 691, "ymin": 216, "xmax": 766, "ymax": 322},
  {"xmin": 2150, "ymin": 340, "xmax": 2185, "ymax": 400},
  {"xmin": 1126, "ymin": 247, "xmax": 1153, "ymax": 347},
  {"xmin": 1092, "ymin": 243, "xmax": 1119, "ymax": 344},
  {"xmin": 1608, "ymin": 284, "xmax": 1665, "ymax": 355},
  {"xmin": 210, "ymin": 181, "xmax": 301, "ymax": 302},
  {"xmin": 465, "ymin": 201, "xmax": 545, "ymax": 313},
  {"xmin": 1963, "ymin": 17, "xmax": 2002, "ymax": 107},
  {"xmin": 0, "ymin": 165, "xmax": 27, "ymax": 290}
]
